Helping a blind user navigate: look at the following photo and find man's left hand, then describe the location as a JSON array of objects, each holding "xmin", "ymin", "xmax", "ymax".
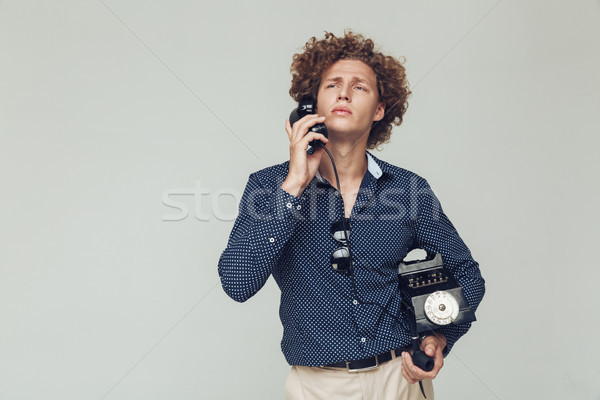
[{"xmin": 400, "ymin": 334, "xmax": 447, "ymax": 384}]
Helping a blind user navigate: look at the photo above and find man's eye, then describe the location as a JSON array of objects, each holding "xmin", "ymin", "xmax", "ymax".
[
  {"xmin": 355, "ymin": 86, "xmax": 366, "ymax": 91},
  {"xmin": 327, "ymin": 84, "xmax": 337, "ymax": 88}
]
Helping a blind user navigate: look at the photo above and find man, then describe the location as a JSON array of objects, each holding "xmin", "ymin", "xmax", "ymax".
[{"xmin": 218, "ymin": 31, "xmax": 485, "ymax": 400}]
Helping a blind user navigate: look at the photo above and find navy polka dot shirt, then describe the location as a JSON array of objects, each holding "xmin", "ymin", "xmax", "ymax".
[{"xmin": 218, "ymin": 152, "xmax": 485, "ymax": 367}]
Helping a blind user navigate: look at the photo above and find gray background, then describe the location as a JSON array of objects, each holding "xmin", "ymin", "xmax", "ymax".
[{"xmin": 1, "ymin": 0, "xmax": 599, "ymax": 399}]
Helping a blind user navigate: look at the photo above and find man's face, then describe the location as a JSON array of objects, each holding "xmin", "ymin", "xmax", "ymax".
[{"xmin": 316, "ymin": 59, "xmax": 385, "ymax": 139}]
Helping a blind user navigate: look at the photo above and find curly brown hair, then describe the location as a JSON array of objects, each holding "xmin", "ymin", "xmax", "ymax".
[{"xmin": 289, "ymin": 31, "xmax": 411, "ymax": 149}]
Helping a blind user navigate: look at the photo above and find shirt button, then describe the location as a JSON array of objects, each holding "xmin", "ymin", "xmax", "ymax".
[
  {"xmin": 361, "ymin": 337, "xmax": 366, "ymax": 343},
  {"xmin": 296, "ymin": 204, "xmax": 302, "ymax": 210},
  {"xmin": 268, "ymin": 237, "xmax": 275, "ymax": 243},
  {"xmin": 353, "ymin": 300, "xmax": 358, "ymax": 305},
  {"xmin": 286, "ymin": 202, "xmax": 292, "ymax": 209}
]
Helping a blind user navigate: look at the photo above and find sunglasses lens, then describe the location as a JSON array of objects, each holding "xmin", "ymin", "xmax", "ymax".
[
  {"xmin": 332, "ymin": 229, "xmax": 350, "ymax": 242},
  {"xmin": 330, "ymin": 247, "xmax": 351, "ymax": 272},
  {"xmin": 332, "ymin": 247, "xmax": 350, "ymax": 259},
  {"xmin": 330, "ymin": 219, "xmax": 351, "ymax": 242}
]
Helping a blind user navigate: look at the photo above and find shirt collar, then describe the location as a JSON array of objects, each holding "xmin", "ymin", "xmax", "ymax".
[
  {"xmin": 315, "ymin": 151, "xmax": 387, "ymax": 183},
  {"xmin": 366, "ymin": 152, "xmax": 383, "ymax": 179}
]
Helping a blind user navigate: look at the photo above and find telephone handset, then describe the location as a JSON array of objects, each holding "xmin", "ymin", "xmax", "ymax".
[{"xmin": 289, "ymin": 95, "xmax": 328, "ymax": 150}]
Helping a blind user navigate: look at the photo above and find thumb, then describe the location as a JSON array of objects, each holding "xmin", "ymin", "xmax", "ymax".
[{"xmin": 424, "ymin": 344, "xmax": 436, "ymax": 357}]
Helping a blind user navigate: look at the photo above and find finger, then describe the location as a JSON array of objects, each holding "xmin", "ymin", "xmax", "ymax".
[
  {"xmin": 424, "ymin": 344, "xmax": 436, "ymax": 357},
  {"xmin": 401, "ymin": 363, "xmax": 418, "ymax": 384},
  {"xmin": 401, "ymin": 352, "xmax": 420, "ymax": 381},
  {"xmin": 292, "ymin": 114, "xmax": 325, "ymax": 138},
  {"xmin": 402, "ymin": 352, "xmax": 438, "ymax": 381},
  {"xmin": 421, "ymin": 333, "xmax": 447, "ymax": 352},
  {"xmin": 297, "ymin": 113, "xmax": 326, "ymax": 124},
  {"xmin": 292, "ymin": 131, "xmax": 328, "ymax": 150},
  {"xmin": 305, "ymin": 132, "xmax": 328, "ymax": 144},
  {"xmin": 291, "ymin": 115, "xmax": 326, "ymax": 141},
  {"xmin": 285, "ymin": 119, "xmax": 292, "ymax": 140},
  {"xmin": 400, "ymin": 355, "xmax": 418, "ymax": 384},
  {"xmin": 420, "ymin": 342, "xmax": 444, "ymax": 371},
  {"xmin": 401, "ymin": 352, "xmax": 414, "ymax": 368}
]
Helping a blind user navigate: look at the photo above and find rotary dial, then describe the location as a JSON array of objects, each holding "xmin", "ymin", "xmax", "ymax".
[{"xmin": 424, "ymin": 291, "xmax": 459, "ymax": 325}]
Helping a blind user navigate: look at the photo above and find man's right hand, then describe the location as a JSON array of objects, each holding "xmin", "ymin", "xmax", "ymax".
[{"xmin": 281, "ymin": 114, "xmax": 328, "ymax": 197}]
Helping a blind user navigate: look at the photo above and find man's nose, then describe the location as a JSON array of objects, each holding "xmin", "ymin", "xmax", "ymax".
[{"xmin": 337, "ymin": 88, "xmax": 350, "ymax": 102}]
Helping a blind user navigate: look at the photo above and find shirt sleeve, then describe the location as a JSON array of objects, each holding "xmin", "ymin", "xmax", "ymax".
[
  {"xmin": 218, "ymin": 172, "xmax": 308, "ymax": 302},
  {"xmin": 412, "ymin": 178, "xmax": 486, "ymax": 356}
]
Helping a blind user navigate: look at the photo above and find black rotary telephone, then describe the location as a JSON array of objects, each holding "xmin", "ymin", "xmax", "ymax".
[
  {"xmin": 397, "ymin": 253, "xmax": 477, "ymax": 398},
  {"xmin": 399, "ymin": 254, "xmax": 477, "ymax": 364}
]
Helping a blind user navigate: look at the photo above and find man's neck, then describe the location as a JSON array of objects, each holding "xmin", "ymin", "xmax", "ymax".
[{"xmin": 318, "ymin": 134, "xmax": 369, "ymax": 191}]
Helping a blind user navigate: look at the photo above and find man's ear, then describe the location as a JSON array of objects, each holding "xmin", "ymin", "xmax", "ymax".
[{"xmin": 373, "ymin": 102, "xmax": 385, "ymax": 122}]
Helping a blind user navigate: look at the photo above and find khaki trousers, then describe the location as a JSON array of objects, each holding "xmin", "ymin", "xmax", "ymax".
[{"xmin": 284, "ymin": 354, "xmax": 433, "ymax": 400}]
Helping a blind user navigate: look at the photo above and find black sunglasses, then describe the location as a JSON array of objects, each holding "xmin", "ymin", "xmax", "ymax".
[{"xmin": 330, "ymin": 218, "xmax": 352, "ymax": 274}]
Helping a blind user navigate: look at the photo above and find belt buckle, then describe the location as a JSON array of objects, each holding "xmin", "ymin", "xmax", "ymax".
[{"xmin": 346, "ymin": 355, "xmax": 379, "ymax": 373}]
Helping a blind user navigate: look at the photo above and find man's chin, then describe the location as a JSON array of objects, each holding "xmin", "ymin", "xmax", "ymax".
[
  {"xmin": 326, "ymin": 129, "xmax": 370, "ymax": 147},
  {"xmin": 326, "ymin": 122, "xmax": 362, "ymax": 135}
]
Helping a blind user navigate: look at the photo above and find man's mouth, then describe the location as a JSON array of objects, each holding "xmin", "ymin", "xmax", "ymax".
[{"xmin": 332, "ymin": 106, "xmax": 352, "ymax": 115}]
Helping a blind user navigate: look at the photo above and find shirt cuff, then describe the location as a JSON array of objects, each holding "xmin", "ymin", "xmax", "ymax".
[{"xmin": 436, "ymin": 323, "xmax": 471, "ymax": 357}]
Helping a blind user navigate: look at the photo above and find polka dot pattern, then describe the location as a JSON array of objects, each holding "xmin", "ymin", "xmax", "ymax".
[{"xmin": 218, "ymin": 152, "xmax": 485, "ymax": 367}]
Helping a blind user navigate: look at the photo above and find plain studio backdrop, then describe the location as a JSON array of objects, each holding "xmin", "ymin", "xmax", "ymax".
[{"xmin": 1, "ymin": 1, "xmax": 599, "ymax": 399}]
